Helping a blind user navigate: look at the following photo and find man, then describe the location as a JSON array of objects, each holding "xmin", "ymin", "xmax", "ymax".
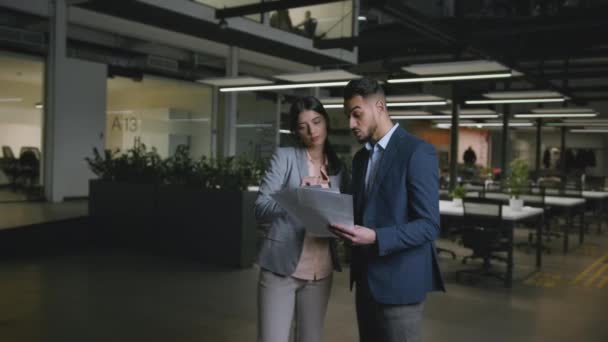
[
  {"xmin": 294, "ymin": 10, "xmax": 317, "ymax": 37},
  {"xmin": 463, "ymin": 146, "xmax": 477, "ymax": 166},
  {"xmin": 330, "ymin": 78, "xmax": 444, "ymax": 342}
]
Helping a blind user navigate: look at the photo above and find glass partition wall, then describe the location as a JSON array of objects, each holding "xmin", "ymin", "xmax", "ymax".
[
  {"xmin": 193, "ymin": 0, "xmax": 354, "ymax": 40},
  {"xmin": 106, "ymin": 75, "xmax": 213, "ymax": 160},
  {"xmin": 0, "ymin": 53, "xmax": 44, "ymax": 202}
]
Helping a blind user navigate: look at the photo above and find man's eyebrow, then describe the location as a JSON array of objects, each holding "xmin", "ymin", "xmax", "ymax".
[{"xmin": 347, "ymin": 105, "xmax": 362, "ymax": 113}]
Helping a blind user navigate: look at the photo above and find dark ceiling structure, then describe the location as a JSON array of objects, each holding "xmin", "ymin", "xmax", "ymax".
[{"xmin": 338, "ymin": 0, "xmax": 608, "ymax": 104}]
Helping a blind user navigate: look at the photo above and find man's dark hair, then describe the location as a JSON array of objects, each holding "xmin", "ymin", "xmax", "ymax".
[{"xmin": 343, "ymin": 78, "xmax": 385, "ymax": 101}]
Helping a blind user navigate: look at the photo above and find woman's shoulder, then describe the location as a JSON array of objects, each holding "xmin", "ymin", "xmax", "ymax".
[{"xmin": 274, "ymin": 146, "xmax": 303, "ymax": 159}]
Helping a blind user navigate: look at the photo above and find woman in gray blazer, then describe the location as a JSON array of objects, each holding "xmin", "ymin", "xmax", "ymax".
[{"xmin": 255, "ymin": 96, "xmax": 349, "ymax": 342}]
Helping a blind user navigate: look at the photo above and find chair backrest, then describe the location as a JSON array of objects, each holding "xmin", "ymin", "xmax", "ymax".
[
  {"xmin": 461, "ymin": 198, "xmax": 504, "ymax": 253},
  {"xmin": 482, "ymin": 191, "xmax": 509, "ymax": 202},
  {"xmin": 519, "ymin": 188, "xmax": 545, "ymax": 208},
  {"xmin": 561, "ymin": 187, "xmax": 582, "ymax": 197},
  {"xmin": 486, "ymin": 181, "xmax": 502, "ymax": 192},
  {"xmin": 463, "ymin": 197, "xmax": 503, "ymax": 228},
  {"xmin": 2, "ymin": 145, "xmax": 15, "ymax": 159}
]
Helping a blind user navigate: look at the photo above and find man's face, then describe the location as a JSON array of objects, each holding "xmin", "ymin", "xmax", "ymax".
[{"xmin": 344, "ymin": 95, "xmax": 381, "ymax": 143}]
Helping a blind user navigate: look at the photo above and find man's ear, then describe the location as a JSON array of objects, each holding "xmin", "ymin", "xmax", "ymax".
[{"xmin": 375, "ymin": 97, "xmax": 387, "ymax": 115}]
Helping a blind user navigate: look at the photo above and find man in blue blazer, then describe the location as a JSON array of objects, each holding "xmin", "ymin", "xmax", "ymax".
[{"xmin": 331, "ymin": 78, "xmax": 445, "ymax": 342}]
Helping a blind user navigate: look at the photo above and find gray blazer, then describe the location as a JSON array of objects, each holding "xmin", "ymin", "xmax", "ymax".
[{"xmin": 255, "ymin": 147, "xmax": 347, "ymax": 276}]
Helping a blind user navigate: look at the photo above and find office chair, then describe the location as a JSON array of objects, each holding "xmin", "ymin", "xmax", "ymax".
[
  {"xmin": 456, "ymin": 197, "xmax": 509, "ymax": 283},
  {"xmin": 1, "ymin": 146, "xmax": 19, "ymax": 189}
]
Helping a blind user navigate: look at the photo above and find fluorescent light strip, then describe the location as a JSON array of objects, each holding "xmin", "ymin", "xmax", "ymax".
[
  {"xmin": 437, "ymin": 122, "xmax": 533, "ymax": 128},
  {"xmin": 546, "ymin": 122, "xmax": 608, "ymax": 127},
  {"xmin": 387, "ymin": 101, "xmax": 448, "ymax": 107},
  {"xmin": 514, "ymin": 113, "xmax": 597, "ymax": 118},
  {"xmin": 570, "ymin": 129, "xmax": 608, "ymax": 133},
  {"xmin": 466, "ymin": 98, "xmax": 565, "ymax": 104},
  {"xmin": 392, "ymin": 115, "xmax": 451, "ymax": 120},
  {"xmin": 236, "ymin": 124, "xmax": 273, "ymax": 128},
  {"xmin": 324, "ymin": 101, "xmax": 449, "ymax": 108},
  {"xmin": 388, "ymin": 72, "xmax": 512, "ymax": 84},
  {"xmin": 220, "ymin": 81, "xmax": 348, "ymax": 92},
  {"xmin": 279, "ymin": 129, "xmax": 291, "ymax": 134},
  {"xmin": 0, "ymin": 98, "xmax": 23, "ymax": 102},
  {"xmin": 461, "ymin": 114, "xmax": 500, "ymax": 119},
  {"xmin": 391, "ymin": 115, "xmax": 498, "ymax": 120}
]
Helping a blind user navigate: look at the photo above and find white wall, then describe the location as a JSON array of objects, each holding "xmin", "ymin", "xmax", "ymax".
[
  {"xmin": 0, "ymin": 108, "xmax": 42, "ymax": 158},
  {"xmin": 47, "ymin": 57, "xmax": 107, "ymax": 201}
]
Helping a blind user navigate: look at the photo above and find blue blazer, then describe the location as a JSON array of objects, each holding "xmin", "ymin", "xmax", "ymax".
[{"xmin": 351, "ymin": 126, "xmax": 445, "ymax": 304}]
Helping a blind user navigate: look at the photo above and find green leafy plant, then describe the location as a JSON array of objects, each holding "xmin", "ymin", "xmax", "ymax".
[
  {"xmin": 507, "ymin": 158, "xmax": 529, "ymax": 199},
  {"xmin": 450, "ymin": 184, "xmax": 466, "ymax": 199},
  {"xmin": 86, "ymin": 144, "xmax": 268, "ymax": 190},
  {"xmin": 85, "ymin": 147, "xmax": 120, "ymax": 181}
]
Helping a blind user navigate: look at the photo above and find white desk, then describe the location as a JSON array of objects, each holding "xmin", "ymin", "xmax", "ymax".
[
  {"xmin": 472, "ymin": 192, "xmax": 586, "ymax": 207},
  {"xmin": 465, "ymin": 192, "xmax": 587, "ymax": 252},
  {"xmin": 582, "ymin": 191, "xmax": 608, "ymax": 199},
  {"xmin": 439, "ymin": 200, "xmax": 544, "ymax": 288},
  {"xmin": 440, "ymin": 200, "xmax": 543, "ymax": 221}
]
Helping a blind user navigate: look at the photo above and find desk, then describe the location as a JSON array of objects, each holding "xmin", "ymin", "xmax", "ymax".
[
  {"xmin": 440, "ymin": 200, "xmax": 544, "ymax": 288},
  {"xmin": 469, "ymin": 192, "xmax": 587, "ymax": 253}
]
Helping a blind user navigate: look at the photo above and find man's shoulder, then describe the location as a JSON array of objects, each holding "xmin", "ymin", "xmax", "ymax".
[{"xmin": 394, "ymin": 128, "xmax": 434, "ymax": 152}]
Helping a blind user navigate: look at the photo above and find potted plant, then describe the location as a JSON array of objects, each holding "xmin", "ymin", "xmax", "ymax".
[
  {"xmin": 86, "ymin": 143, "xmax": 269, "ymax": 268},
  {"xmin": 507, "ymin": 158, "xmax": 529, "ymax": 211},
  {"xmin": 450, "ymin": 184, "xmax": 466, "ymax": 207}
]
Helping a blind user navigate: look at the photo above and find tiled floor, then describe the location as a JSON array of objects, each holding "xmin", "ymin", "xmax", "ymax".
[{"xmin": 0, "ymin": 206, "xmax": 607, "ymax": 341}]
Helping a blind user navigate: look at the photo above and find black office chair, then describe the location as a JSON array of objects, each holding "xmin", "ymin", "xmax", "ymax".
[
  {"xmin": 1, "ymin": 146, "xmax": 19, "ymax": 189},
  {"xmin": 456, "ymin": 198, "xmax": 509, "ymax": 283},
  {"xmin": 516, "ymin": 190, "xmax": 553, "ymax": 253},
  {"xmin": 18, "ymin": 149, "xmax": 40, "ymax": 187}
]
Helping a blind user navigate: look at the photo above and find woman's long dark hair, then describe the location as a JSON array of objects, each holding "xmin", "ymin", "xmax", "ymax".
[{"xmin": 289, "ymin": 96, "xmax": 343, "ymax": 176}]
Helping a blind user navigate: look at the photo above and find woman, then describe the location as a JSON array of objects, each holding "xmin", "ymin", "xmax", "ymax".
[{"xmin": 254, "ymin": 96, "xmax": 349, "ymax": 342}]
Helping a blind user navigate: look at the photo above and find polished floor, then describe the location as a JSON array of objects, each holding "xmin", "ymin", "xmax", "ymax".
[
  {"xmin": 0, "ymin": 197, "xmax": 87, "ymax": 231},
  {"xmin": 0, "ymin": 211, "xmax": 607, "ymax": 341}
]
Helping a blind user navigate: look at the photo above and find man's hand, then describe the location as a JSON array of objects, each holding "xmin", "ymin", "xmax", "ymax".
[{"xmin": 329, "ymin": 223, "xmax": 377, "ymax": 246}]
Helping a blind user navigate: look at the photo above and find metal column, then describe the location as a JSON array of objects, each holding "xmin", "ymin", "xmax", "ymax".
[
  {"xmin": 449, "ymin": 85, "xmax": 460, "ymax": 191},
  {"xmin": 223, "ymin": 46, "xmax": 239, "ymax": 157}
]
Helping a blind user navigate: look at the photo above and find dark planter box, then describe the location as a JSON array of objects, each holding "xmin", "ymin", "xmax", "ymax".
[
  {"xmin": 89, "ymin": 180, "xmax": 257, "ymax": 268},
  {"xmin": 89, "ymin": 180, "xmax": 156, "ymax": 248},
  {"xmin": 156, "ymin": 185, "xmax": 257, "ymax": 268}
]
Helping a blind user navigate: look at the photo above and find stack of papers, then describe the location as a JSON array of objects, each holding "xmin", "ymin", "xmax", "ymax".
[{"xmin": 271, "ymin": 187, "xmax": 353, "ymax": 237}]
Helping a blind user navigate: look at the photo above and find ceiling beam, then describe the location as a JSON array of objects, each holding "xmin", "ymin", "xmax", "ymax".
[{"xmin": 215, "ymin": 0, "xmax": 344, "ymax": 19}]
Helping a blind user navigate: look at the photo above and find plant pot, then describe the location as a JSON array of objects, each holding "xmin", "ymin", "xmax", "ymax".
[
  {"xmin": 509, "ymin": 198, "xmax": 524, "ymax": 211},
  {"xmin": 452, "ymin": 198, "xmax": 463, "ymax": 207}
]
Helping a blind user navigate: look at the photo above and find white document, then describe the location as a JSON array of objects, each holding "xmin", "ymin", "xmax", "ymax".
[{"xmin": 271, "ymin": 187, "xmax": 354, "ymax": 237}]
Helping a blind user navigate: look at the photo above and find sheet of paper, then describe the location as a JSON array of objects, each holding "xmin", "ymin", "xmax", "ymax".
[{"xmin": 271, "ymin": 187, "xmax": 353, "ymax": 237}]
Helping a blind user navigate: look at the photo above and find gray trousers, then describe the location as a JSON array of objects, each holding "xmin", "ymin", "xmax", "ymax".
[
  {"xmin": 257, "ymin": 269, "xmax": 333, "ymax": 342},
  {"xmin": 355, "ymin": 279, "xmax": 424, "ymax": 342}
]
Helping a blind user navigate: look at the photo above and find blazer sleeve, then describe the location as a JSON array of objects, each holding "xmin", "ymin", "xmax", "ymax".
[
  {"xmin": 375, "ymin": 143, "xmax": 440, "ymax": 256},
  {"xmin": 254, "ymin": 148, "xmax": 289, "ymax": 223}
]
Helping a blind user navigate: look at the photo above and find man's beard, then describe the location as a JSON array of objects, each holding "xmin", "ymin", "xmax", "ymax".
[{"xmin": 354, "ymin": 125, "xmax": 376, "ymax": 144}]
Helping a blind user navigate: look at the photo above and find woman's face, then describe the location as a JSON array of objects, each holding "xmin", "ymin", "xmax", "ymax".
[{"xmin": 296, "ymin": 110, "xmax": 327, "ymax": 148}]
